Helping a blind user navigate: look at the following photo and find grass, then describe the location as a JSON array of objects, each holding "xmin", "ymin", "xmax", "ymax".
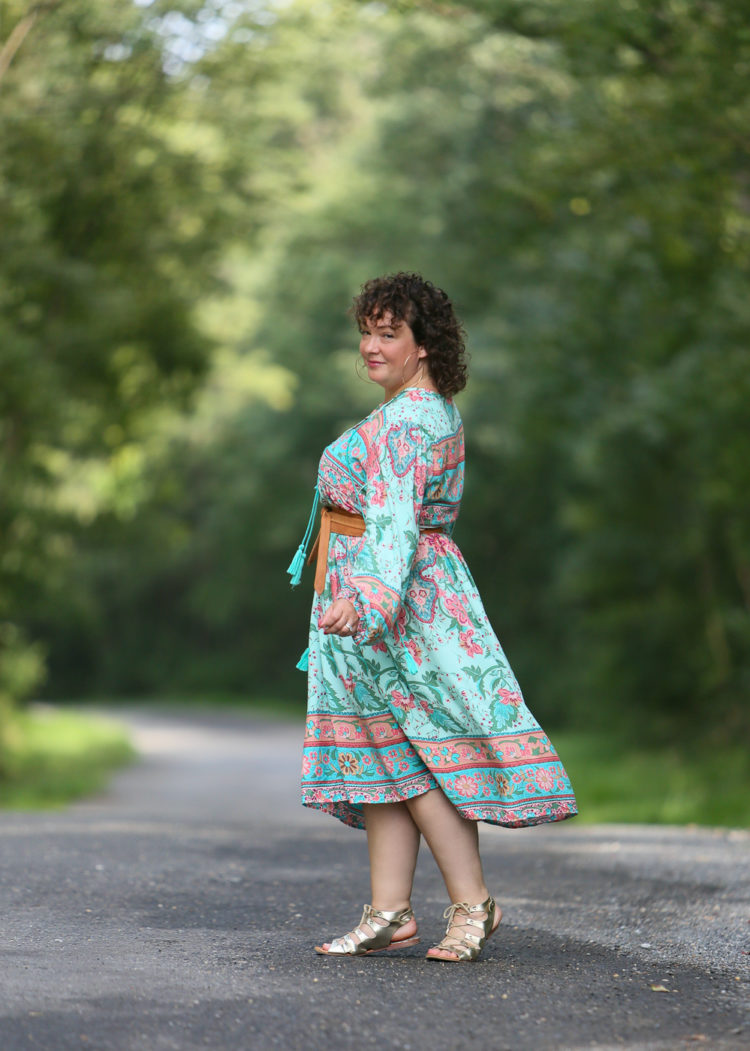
[
  {"xmin": 553, "ymin": 731, "xmax": 750, "ymax": 828},
  {"xmin": 2, "ymin": 698, "xmax": 747, "ymax": 827},
  {"xmin": 0, "ymin": 706, "xmax": 136, "ymax": 809},
  {"xmin": 76, "ymin": 692, "xmax": 307, "ymax": 722}
]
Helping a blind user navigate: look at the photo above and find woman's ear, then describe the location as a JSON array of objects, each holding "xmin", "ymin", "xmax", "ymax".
[{"xmin": 417, "ymin": 345, "xmax": 428, "ymax": 360}]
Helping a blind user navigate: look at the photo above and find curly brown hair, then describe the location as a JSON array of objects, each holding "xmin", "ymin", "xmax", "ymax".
[{"xmin": 352, "ymin": 272, "xmax": 468, "ymax": 398}]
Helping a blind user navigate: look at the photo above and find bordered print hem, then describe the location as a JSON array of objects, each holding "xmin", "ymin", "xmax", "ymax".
[{"xmin": 301, "ymin": 784, "xmax": 578, "ymax": 831}]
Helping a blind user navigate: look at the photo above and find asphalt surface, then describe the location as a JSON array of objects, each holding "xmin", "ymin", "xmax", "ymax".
[{"xmin": 0, "ymin": 707, "xmax": 747, "ymax": 1051}]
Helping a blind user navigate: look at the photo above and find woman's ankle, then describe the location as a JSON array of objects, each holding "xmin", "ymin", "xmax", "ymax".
[
  {"xmin": 445, "ymin": 886, "xmax": 489, "ymax": 906},
  {"xmin": 371, "ymin": 899, "xmax": 412, "ymax": 913}
]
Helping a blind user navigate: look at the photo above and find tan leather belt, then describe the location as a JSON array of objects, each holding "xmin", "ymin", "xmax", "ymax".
[{"xmin": 308, "ymin": 506, "xmax": 443, "ymax": 595}]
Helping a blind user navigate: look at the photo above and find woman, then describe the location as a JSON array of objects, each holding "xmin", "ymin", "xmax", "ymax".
[{"xmin": 289, "ymin": 272, "xmax": 576, "ymax": 962}]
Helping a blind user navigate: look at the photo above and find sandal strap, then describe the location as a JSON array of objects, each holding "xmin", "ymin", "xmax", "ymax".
[
  {"xmin": 433, "ymin": 896, "xmax": 497, "ymax": 962},
  {"xmin": 366, "ymin": 904, "xmax": 414, "ymax": 925},
  {"xmin": 326, "ymin": 904, "xmax": 414, "ymax": 956}
]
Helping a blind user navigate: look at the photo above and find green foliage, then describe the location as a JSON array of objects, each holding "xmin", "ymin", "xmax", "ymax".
[
  {"xmin": 0, "ymin": 706, "xmax": 134, "ymax": 808},
  {"xmin": 553, "ymin": 731, "xmax": 750, "ymax": 828},
  {"xmin": 0, "ymin": 1, "xmax": 234, "ymax": 741},
  {"xmin": 2, "ymin": 0, "xmax": 748, "ymax": 778},
  {"xmin": 0, "ymin": 623, "xmax": 46, "ymax": 773}
]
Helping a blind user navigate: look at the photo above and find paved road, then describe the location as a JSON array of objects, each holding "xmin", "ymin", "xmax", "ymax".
[{"xmin": 0, "ymin": 708, "xmax": 747, "ymax": 1051}]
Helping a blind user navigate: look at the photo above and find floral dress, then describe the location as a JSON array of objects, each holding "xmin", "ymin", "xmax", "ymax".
[{"xmin": 299, "ymin": 388, "xmax": 577, "ymax": 830}]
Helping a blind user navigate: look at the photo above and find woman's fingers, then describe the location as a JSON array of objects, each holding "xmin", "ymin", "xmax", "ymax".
[
  {"xmin": 319, "ymin": 599, "xmax": 359, "ymax": 635},
  {"xmin": 323, "ymin": 611, "xmax": 356, "ymax": 635}
]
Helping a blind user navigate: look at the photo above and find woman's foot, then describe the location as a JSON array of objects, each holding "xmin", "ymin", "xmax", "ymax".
[
  {"xmin": 425, "ymin": 896, "xmax": 501, "ymax": 962},
  {"xmin": 314, "ymin": 904, "xmax": 419, "ymax": 956}
]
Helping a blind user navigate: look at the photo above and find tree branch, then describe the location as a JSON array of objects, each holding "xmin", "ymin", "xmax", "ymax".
[{"xmin": 0, "ymin": 3, "xmax": 60, "ymax": 84}]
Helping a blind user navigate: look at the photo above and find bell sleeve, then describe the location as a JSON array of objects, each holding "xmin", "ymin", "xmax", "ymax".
[{"xmin": 334, "ymin": 412, "xmax": 430, "ymax": 645}]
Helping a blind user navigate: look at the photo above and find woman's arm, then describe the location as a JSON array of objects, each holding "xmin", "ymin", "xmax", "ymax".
[{"xmin": 332, "ymin": 407, "xmax": 430, "ymax": 644}]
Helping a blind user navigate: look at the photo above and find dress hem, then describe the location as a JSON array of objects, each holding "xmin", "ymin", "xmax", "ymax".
[{"xmin": 301, "ymin": 787, "xmax": 578, "ymax": 831}]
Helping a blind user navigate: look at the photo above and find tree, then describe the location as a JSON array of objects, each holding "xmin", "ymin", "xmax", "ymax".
[
  {"xmin": 0, "ymin": 0, "xmax": 235, "ymax": 751},
  {"xmin": 8, "ymin": 0, "xmax": 749, "ymax": 753}
]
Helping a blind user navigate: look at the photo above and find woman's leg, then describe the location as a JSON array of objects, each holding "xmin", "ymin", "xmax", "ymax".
[
  {"xmin": 405, "ymin": 787, "xmax": 500, "ymax": 959},
  {"xmin": 364, "ymin": 800, "xmax": 421, "ymax": 911},
  {"xmin": 404, "ymin": 787, "xmax": 487, "ymax": 902},
  {"xmin": 318, "ymin": 801, "xmax": 420, "ymax": 951}
]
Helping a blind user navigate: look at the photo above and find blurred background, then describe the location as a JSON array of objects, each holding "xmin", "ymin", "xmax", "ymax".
[{"xmin": 1, "ymin": 0, "xmax": 748, "ymax": 822}]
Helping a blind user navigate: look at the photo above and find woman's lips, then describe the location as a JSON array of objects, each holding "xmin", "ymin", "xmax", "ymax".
[{"xmin": 366, "ymin": 359, "xmax": 385, "ymax": 367}]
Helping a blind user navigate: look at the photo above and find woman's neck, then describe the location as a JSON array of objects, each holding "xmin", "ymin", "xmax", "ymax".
[{"xmin": 383, "ymin": 367, "xmax": 438, "ymax": 402}]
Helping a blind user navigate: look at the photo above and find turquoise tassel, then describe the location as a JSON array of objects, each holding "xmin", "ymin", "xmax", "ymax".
[
  {"xmin": 287, "ymin": 488, "xmax": 320, "ymax": 588},
  {"xmin": 404, "ymin": 650, "xmax": 418, "ymax": 674},
  {"xmin": 296, "ymin": 647, "xmax": 309, "ymax": 672},
  {"xmin": 286, "ymin": 546, "xmax": 306, "ymax": 587}
]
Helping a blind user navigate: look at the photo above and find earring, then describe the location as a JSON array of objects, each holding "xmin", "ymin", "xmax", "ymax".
[
  {"xmin": 401, "ymin": 354, "xmax": 426, "ymax": 389},
  {"xmin": 355, "ymin": 357, "xmax": 368, "ymax": 381}
]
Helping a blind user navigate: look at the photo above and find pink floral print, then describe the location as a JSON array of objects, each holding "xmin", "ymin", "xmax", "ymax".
[{"xmin": 300, "ymin": 389, "xmax": 577, "ymax": 829}]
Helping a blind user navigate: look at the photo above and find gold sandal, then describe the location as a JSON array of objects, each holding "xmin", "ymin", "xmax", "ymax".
[
  {"xmin": 425, "ymin": 895, "xmax": 500, "ymax": 962},
  {"xmin": 314, "ymin": 904, "xmax": 419, "ymax": 957}
]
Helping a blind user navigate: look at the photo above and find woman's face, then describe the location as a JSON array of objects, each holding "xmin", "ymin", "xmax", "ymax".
[{"xmin": 359, "ymin": 312, "xmax": 428, "ymax": 398}]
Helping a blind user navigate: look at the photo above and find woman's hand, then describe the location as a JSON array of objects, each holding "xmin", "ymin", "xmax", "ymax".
[{"xmin": 319, "ymin": 598, "xmax": 360, "ymax": 637}]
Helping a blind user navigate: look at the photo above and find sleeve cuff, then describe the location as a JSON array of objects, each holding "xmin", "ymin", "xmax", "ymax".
[{"xmin": 338, "ymin": 585, "xmax": 381, "ymax": 645}]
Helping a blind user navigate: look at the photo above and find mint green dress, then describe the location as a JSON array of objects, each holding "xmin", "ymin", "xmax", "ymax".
[{"xmin": 293, "ymin": 389, "xmax": 577, "ymax": 830}]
